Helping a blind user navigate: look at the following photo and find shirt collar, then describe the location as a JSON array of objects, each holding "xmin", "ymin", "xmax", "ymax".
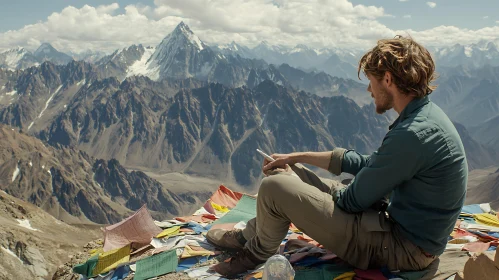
[{"xmin": 389, "ymin": 96, "xmax": 430, "ymax": 130}]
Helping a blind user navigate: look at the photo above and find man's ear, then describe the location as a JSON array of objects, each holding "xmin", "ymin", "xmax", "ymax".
[{"xmin": 384, "ymin": 72, "xmax": 393, "ymax": 87}]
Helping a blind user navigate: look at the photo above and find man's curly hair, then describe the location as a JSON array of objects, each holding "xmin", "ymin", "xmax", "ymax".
[{"xmin": 358, "ymin": 35, "xmax": 438, "ymax": 98}]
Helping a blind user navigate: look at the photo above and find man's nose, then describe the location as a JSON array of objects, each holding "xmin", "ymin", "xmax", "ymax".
[{"xmin": 367, "ymin": 83, "xmax": 372, "ymax": 92}]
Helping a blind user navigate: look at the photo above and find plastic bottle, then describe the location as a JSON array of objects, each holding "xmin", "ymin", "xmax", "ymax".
[{"xmin": 262, "ymin": 254, "xmax": 295, "ymax": 280}]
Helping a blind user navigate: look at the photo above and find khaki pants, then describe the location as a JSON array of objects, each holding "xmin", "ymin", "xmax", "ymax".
[{"xmin": 242, "ymin": 163, "xmax": 437, "ymax": 271}]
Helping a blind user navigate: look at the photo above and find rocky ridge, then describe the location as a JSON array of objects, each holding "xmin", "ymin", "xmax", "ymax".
[{"xmin": 0, "ymin": 125, "xmax": 209, "ymax": 224}]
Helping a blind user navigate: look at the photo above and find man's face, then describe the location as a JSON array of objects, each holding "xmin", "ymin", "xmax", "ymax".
[{"xmin": 367, "ymin": 73, "xmax": 394, "ymax": 114}]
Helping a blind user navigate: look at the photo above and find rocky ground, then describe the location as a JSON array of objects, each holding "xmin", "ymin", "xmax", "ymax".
[{"xmin": 0, "ymin": 190, "xmax": 101, "ymax": 280}]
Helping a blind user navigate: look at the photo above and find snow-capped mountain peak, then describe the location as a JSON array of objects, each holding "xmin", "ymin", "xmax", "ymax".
[
  {"xmin": 33, "ymin": 43, "xmax": 73, "ymax": 65},
  {"xmin": 124, "ymin": 22, "xmax": 218, "ymax": 81},
  {"xmin": 255, "ymin": 41, "xmax": 289, "ymax": 53},
  {"xmin": 0, "ymin": 47, "xmax": 37, "ymax": 70},
  {"xmin": 166, "ymin": 21, "xmax": 205, "ymax": 51},
  {"xmin": 34, "ymin": 43, "xmax": 57, "ymax": 56}
]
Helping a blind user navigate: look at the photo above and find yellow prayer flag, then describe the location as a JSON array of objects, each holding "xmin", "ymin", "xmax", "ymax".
[
  {"xmin": 92, "ymin": 244, "xmax": 131, "ymax": 275},
  {"xmin": 156, "ymin": 226, "xmax": 181, "ymax": 239},
  {"xmin": 474, "ymin": 213, "xmax": 499, "ymax": 227},
  {"xmin": 211, "ymin": 202, "xmax": 230, "ymax": 213},
  {"xmin": 180, "ymin": 245, "xmax": 213, "ymax": 259},
  {"xmin": 334, "ymin": 271, "xmax": 356, "ymax": 280}
]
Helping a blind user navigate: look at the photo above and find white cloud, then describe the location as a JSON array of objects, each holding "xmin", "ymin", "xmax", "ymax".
[
  {"xmin": 399, "ymin": 0, "xmax": 409, "ymax": 2},
  {"xmin": 427, "ymin": 2, "xmax": 437, "ymax": 8},
  {"xmin": 0, "ymin": 0, "xmax": 392, "ymax": 53},
  {"xmin": 0, "ymin": 0, "xmax": 498, "ymax": 53},
  {"xmin": 403, "ymin": 15, "xmax": 412, "ymax": 19},
  {"xmin": 484, "ymin": 16, "xmax": 489, "ymax": 19}
]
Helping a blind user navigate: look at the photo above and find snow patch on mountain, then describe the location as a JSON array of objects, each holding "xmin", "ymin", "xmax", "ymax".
[
  {"xmin": 1, "ymin": 247, "xmax": 22, "ymax": 263},
  {"xmin": 186, "ymin": 31, "xmax": 204, "ymax": 51},
  {"xmin": 16, "ymin": 219, "xmax": 38, "ymax": 231},
  {"xmin": 464, "ymin": 46, "xmax": 473, "ymax": 57},
  {"xmin": 38, "ymin": 85, "xmax": 63, "ymax": 119},
  {"xmin": 5, "ymin": 90, "xmax": 17, "ymax": 96},
  {"xmin": 12, "ymin": 164, "xmax": 20, "ymax": 182},
  {"xmin": 76, "ymin": 79, "xmax": 86, "ymax": 86},
  {"xmin": 126, "ymin": 47, "xmax": 156, "ymax": 78},
  {"xmin": 1, "ymin": 48, "xmax": 29, "ymax": 70}
]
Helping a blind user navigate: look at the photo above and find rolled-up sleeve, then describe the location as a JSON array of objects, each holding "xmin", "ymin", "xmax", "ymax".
[
  {"xmin": 335, "ymin": 129, "xmax": 424, "ymax": 213},
  {"xmin": 328, "ymin": 148, "xmax": 346, "ymax": 175}
]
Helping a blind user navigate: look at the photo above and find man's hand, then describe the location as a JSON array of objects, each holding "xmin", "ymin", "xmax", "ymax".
[{"xmin": 262, "ymin": 153, "xmax": 298, "ymax": 176}]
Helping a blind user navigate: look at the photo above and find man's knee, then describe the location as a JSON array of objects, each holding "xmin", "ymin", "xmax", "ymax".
[{"xmin": 259, "ymin": 174, "xmax": 289, "ymax": 197}]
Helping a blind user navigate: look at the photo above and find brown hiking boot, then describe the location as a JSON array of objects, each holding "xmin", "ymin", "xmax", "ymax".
[
  {"xmin": 212, "ymin": 248, "xmax": 265, "ymax": 278},
  {"xmin": 206, "ymin": 228, "xmax": 246, "ymax": 251}
]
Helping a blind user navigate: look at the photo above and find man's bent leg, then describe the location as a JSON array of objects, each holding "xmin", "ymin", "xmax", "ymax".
[
  {"xmin": 242, "ymin": 164, "xmax": 342, "ymax": 243},
  {"xmin": 245, "ymin": 173, "xmax": 356, "ymax": 264}
]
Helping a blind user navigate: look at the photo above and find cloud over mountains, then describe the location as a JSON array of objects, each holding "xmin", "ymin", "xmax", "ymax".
[{"xmin": 1, "ymin": 0, "xmax": 498, "ymax": 53}]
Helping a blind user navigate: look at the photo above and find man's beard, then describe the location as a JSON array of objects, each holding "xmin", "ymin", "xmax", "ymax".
[{"xmin": 375, "ymin": 88, "xmax": 394, "ymax": 114}]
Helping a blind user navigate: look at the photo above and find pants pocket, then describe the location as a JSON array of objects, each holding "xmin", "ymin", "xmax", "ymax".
[{"xmin": 360, "ymin": 209, "xmax": 392, "ymax": 232}]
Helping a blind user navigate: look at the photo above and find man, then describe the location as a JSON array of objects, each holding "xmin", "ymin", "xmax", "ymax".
[{"xmin": 207, "ymin": 35, "xmax": 468, "ymax": 278}]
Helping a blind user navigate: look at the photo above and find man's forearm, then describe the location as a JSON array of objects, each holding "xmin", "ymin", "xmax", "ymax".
[{"xmin": 292, "ymin": 151, "xmax": 334, "ymax": 171}]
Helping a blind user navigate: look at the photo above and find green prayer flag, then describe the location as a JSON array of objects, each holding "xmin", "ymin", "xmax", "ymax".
[
  {"xmin": 72, "ymin": 254, "xmax": 99, "ymax": 277},
  {"xmin": 133, "ymin": 249, "xmax": 178, "ymax": 280},
  {"xmin": 211, "ymin": 195, "xmax": 257, "ymax": 225}
]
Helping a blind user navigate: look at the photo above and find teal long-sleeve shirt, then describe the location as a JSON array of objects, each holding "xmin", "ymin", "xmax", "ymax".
[{"xmin": 328, "ymin": 96, "xmax": 468, "ymax": 256}]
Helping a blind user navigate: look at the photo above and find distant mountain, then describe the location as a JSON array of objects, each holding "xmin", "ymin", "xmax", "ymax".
[
  {"xmin": 213, "ymin": 41, "xmax": 254, "ymax": 59},
  {"xmin": 34, "ymin": 43, "xmax": 73, "ymax": 65},
  {"xmin": 97, "ymin": 44, "xmax": 147, "ymax": 78},
  {"xmin": 275, "ymin": 64, "xmax": 370, "ymax": 105},
  {"xmin": 0, "ymin": 124, "xmax": 203, "ymax": 224},
  {"xmin": 0, "ymin": 61, "xmax": 100, "ymax": 132},
  {"xmin": 469, "ymin": 115, "xmax": 499, "ymax": 154},
  {"xmin": 453, "ymin": 122, "xmax": 497, "ymax": 170},
  {"xmin": 96, "ymin": 22, "xmax": 367, "ymax": 102},
  {"xmin": 0, "ymin": 47, "xmax": 39, "ymax": 70},
  {"xmin": 431, "ymin": 41, "xmax": 499, "ymax": 68},
  {"xmin": 0, "ymin": 44, "xmax": 74, "ymax": 71},
  {"xmin": 70, "ymin": 50, "xmax": 108, "ymax": 63},
  {"xmin": 96, "ymin": 22, "xmax": 268, "ymax": 89},
  {"xmin": 432, "ymin": 64, "xmax": 499, "ymax": 127},
  {"xmin": 0, "ymin": 60, "xmax": 206, "ymax": 133},
  {"xmin": 316, "ymin": 53, "xmax": 358, "ymax": 80},
  {"xmin": 125, "ymin": 22, "xmax": 216, "ymax": 80},
  {"xmin": 217, "ymin": 40, "xmax": 360, "ymax": 80}
]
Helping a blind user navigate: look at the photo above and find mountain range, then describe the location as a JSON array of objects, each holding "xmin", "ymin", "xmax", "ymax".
[
  {"xmin": 0, "ymin": 53, "xmax": 392, "ymax": 187},
  {"xmin": 0, "ymin": 43, "xmax": 72, "ymax": 71},
  {"xmin": 431, "ymin": 64, "xmax": 499, "ymax": 132},
  {"xmin": 430, "ymin": 40, "xmax": 499, "ymax": 69}
]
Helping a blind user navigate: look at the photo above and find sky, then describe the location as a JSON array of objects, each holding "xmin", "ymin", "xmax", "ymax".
[{"xmin": 0, "ymin": 0, "xmax": 498, "ymax": 54}]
